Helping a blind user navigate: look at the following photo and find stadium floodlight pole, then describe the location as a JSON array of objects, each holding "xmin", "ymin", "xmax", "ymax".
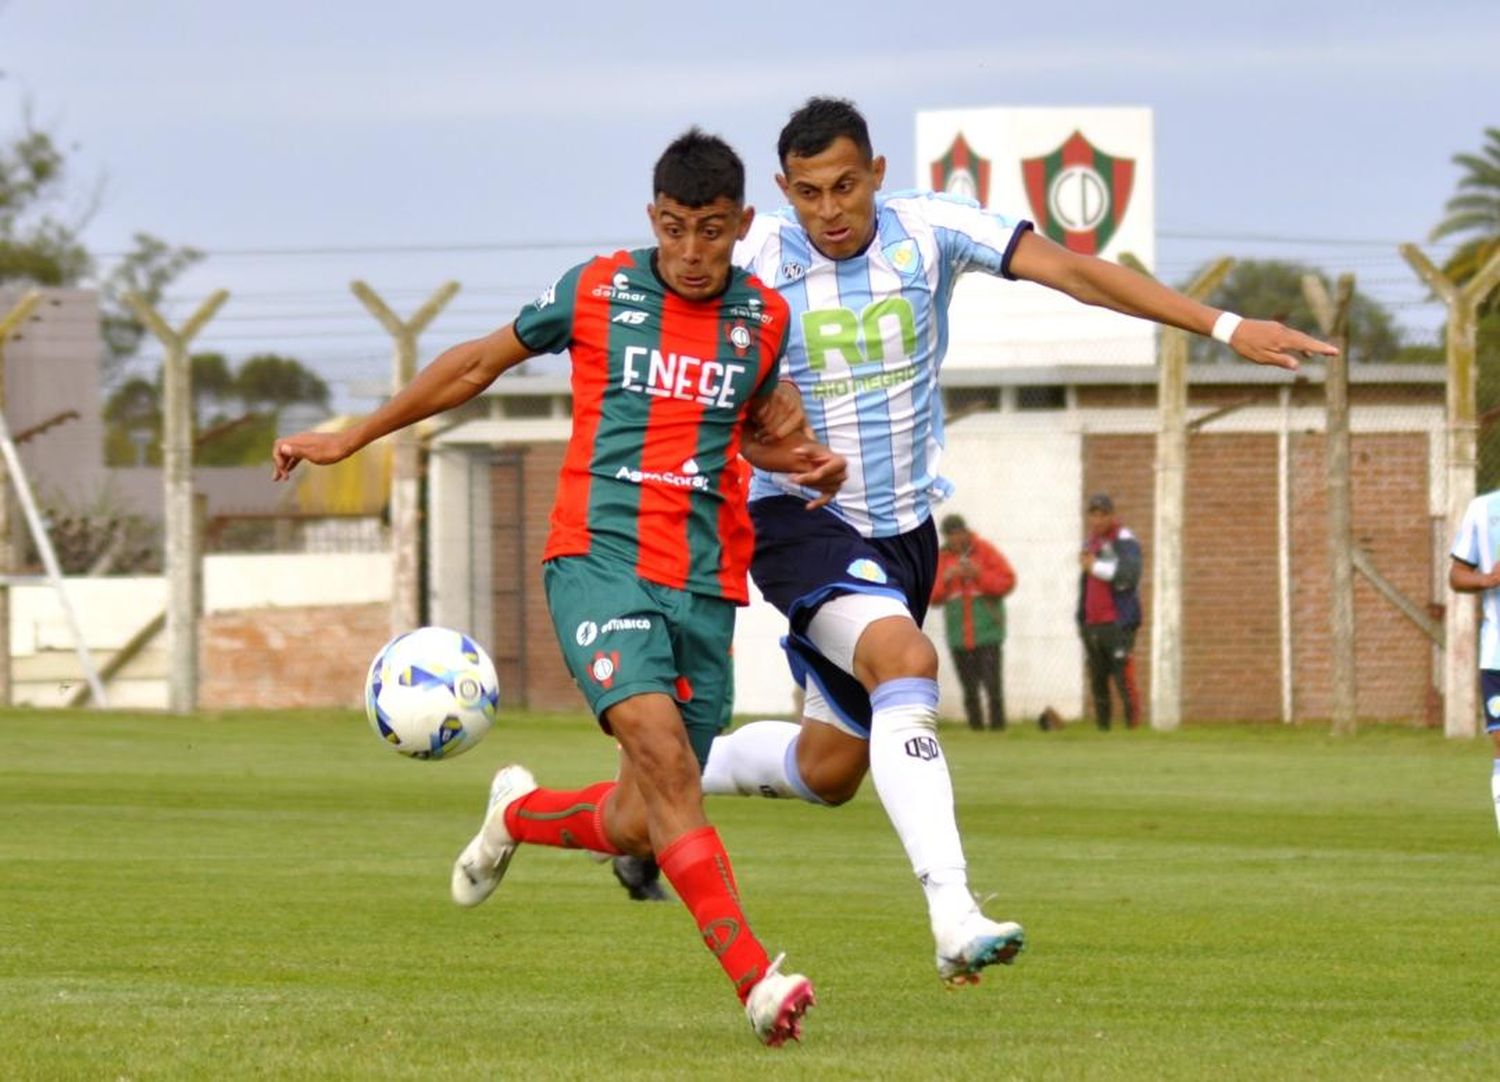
[
  {"xmin": 1302, "ymin": 273, "xmax": 1357, "ymax": 735},
  {"xmin": 350, "ymin": 280, "xmax": 461, "ymax": 636},
  {"xmin": 0, "ymin": 289, "xmax": 42, "ymax": 706},
  {"xmin": 125, "ymin": 289, "xmax": 229, "ymax": 715},
  {"xmin": 1400, "ymin": 244, "xmax": 1500, "ymax": 739},
  {"xmin": 1120, "ymin": 253, "xmax": 1233, "ymax": 732}
]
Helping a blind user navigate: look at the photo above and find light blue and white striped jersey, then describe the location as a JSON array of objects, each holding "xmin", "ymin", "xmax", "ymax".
[
  {"xmin": 735, "ymin": 189, "xmax": 1032, "ymax": 538},
  {"xmin": 1451, "ymin": 490, "xmax": 1500, "ymax": 670}
]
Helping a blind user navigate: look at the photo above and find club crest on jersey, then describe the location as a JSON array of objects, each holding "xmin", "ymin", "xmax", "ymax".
[
  {"xmin": 589, "ymin": 651, "xmax": 620, "ymax": 688},
  {"xmin": 930, "ymin": 131, "xmax": 991, "ymax": 206},
  {"xmin": 575, "ymin": 621, "xmax": 598, "ymax": 647},
  {"xmin": 1021, "ymin": 130, "xmax": 1136, "ymax": 256},
  {"xmin": 1488, "ymin": 695, "xmax": 1500, "ymax": 718},
  {"xmin": 882, "ymin": 239, "xmax": 921, "ymax": 279},
  {"xmin": 727, "ymin": 321, "xmax": 752, "ymax": 356},
  {"xmin": 846, "ymin": 558, "xmax": 889, "ymax": 584}
]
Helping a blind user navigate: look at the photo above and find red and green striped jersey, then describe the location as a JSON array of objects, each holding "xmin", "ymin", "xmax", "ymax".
[{"xmin": 513, "ymin": 248, "xmax": 789, "ymax": 603}]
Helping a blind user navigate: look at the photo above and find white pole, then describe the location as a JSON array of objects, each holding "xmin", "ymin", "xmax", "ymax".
[
  {"xmin": 1277, "ymin": 385, "xmax": 1293, "ymax": 723},
  {"xmin": 349, "ymin": 281, "xmax": 460, "ymax": 636},
  {"xmin": 0, "ymin": 408, "xmax": 107, "ymax": 706},
  {"xmin": 124, "ymin": 290, "xmax": 229, "ymax": 714}
]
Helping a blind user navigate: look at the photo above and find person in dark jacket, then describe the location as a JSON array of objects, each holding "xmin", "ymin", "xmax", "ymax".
[
  {"xmin": 931, "ymin": 515, "xmax": 1016, "ymax": 731},
  {"xmin": 1076, "ymin": 494, "xmax": 1143, "ymax": 730}
]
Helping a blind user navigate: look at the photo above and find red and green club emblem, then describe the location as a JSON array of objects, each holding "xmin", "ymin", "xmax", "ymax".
[
  {"xmin": 1020, "ymin": 130, "xmax": 1135, "ymax": 255},
  {"xmin": 930, "ymin": 132, "xmax": 991, "ymax": 207}
]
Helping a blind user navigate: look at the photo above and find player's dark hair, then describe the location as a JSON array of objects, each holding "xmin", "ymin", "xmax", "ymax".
[
  {"xmin": 777, "ymin": 97, "xmax": 873, "ymax": 168},
  {"xmin": 653, "ymin": 128, "xmax": 744, "ymax": 207}
]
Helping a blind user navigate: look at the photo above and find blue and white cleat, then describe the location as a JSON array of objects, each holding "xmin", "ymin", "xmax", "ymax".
[
  {"xmin": 935, "ymin": 910, "xmax": 1025, "ymax": 987},
  {"xmin": 450, "ymin": 764, "xmax": 538, "ymax": 908}
]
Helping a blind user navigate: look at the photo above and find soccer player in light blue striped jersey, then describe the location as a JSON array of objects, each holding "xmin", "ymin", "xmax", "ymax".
[
  {"xmin": 1447, "ymin": 489, "xmax": 1500, "ymax": 834},
  {"xmin": 697, "ymin": 97, "xmax": 1337, "ymax": 985}
]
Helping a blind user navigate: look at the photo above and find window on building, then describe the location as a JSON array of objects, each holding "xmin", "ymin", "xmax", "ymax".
[
  {"xmin": 943, "ymin": 387, "xmax": 1001, "ymax": 416},
  {"xmin": 1015, "ymin": 385, "xmax": 1066, "ymax": 411}
]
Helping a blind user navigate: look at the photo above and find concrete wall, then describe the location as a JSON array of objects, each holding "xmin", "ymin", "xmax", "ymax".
[
  {"xmin": 10, "ymin": 552, "xmax": 391, "ymax": 708},
  {"xmin": 0, "ymin": 287, "xmax": 107, "ymax": 507}
]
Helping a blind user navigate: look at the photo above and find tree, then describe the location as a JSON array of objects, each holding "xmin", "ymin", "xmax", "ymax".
[
  {"xmin": 1431, "ymin": 126, "xmax": 1500, "ymax": 313},
  {"xmin": 102, "ymin": 376, "xmax": 161, "ymax": 466},
  {"xmin": 189, "ymin": 351, "xmax": 236, "ymax": 424},
  {"xmin": 0, "ymin": 118, "xmax": 92, "ymax": 285},
  {"xmin": 101, "ymin": 353, "xmax": 330, "ymax": 467},
  {"xmin": 98, "ymin": 232, "xmax": 204, "ymax": 381},
  {"xmin": 1186, "ymin": 259, "xmax": 1404, "ymax": 365},
  {"xmin": 236, "ymin": 354, "xmax": 331, "ymax": 415},
  {"xmin": 0, "ymin": 110, "xmax": 201, "ymax": 383}
]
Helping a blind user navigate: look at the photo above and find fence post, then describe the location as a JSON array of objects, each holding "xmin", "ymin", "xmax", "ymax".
[
  {"xmin": 1120, "ymin": 254, "xmax": 1233, "ymax": 731},
  {"xmin": 1400, "ymin": 244, "xmax": 1500, "ymax": 738},
  {"xmin": 124, "ymin": 290, "xmax": 229, "ymax": 714},
  {"xmin": 0, "ymin": 290, "xmax": 42, "ymax": 707},
  {"xmin": 1302, "ymin": 273, "xmax": 1357, "ymax": 733},
  {"xmin": 350, "ymin": 281, "xmax": 460, "ymax": 636}
]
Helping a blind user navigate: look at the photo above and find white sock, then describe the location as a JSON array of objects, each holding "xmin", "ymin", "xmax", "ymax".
[
  {"xmin": 867, "ymin": 677, "xmax": 975, "ymax": 931},
  {"xmin": 700, "ymin": 720, "xmax": 825, "ymax": 802},
  {"xmin": 1491, "ymin": 761, "xmax": 1500, "ymax": 835}
]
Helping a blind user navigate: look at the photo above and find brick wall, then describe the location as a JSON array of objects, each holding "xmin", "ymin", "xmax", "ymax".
[
  {"xmin": 199, "ymin": 603, "xmax": 389, "ymax": 709},
  {"xmin": 490, "ymin": 444, "xmax": 582, "ymax": 711},
  {"xmin": 1290, "ymin": 432, "xmax": 1434, "ymax": 721},
  {"xmin": 1084, "ymin": 430, "xmax": 1434, "ymax": 723}
]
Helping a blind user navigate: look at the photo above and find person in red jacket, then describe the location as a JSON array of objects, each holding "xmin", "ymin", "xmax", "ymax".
[{"xmin": 931, "ymin": 515, "xmax": 1017, "ymax": 731}]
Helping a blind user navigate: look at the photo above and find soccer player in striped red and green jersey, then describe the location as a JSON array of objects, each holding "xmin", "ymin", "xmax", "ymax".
[{"xmin": 272, "ymin": 130, "xmax": 840, "ymax": 1046}]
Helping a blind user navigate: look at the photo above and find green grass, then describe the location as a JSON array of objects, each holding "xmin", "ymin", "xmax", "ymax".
[{"xmin": 1, "ymin": 711, "xmax": 1496, "ymax": 1080}]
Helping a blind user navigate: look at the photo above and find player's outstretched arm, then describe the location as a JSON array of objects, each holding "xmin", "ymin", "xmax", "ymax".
[
  {"xmin": 272, "ymin": 323, "xmax": 536, "ymax": 480},
  {"xmin": 1007, "ymin": 231, "xmax": 1337, "ymax": 371}
]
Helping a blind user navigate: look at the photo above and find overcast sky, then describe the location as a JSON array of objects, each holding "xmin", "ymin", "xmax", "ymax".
[{"xmin": 4, "ymin": 0, "xmax": 1496, "ymax": 407}]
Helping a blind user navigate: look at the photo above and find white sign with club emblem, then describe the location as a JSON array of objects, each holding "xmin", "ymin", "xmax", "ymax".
[{"xmin": 916, "ymin": 106, "xmax": 1156, "ymax": 368}]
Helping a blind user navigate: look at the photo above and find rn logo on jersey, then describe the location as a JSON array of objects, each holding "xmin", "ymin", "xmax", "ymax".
[
  {"xmin": 904, "ymin": 735, "xmax": 940, "ymax": 762},
  {"xmin": 780, "ymin": 260, "xmax": 805, "ymax": 283},
  {"xmin": 930, "ymin": 132, "xmax": 991, "ymax": 206},
  {"xmin": 1021, "ymin": 130, "xmax": 1136, "ymax": 256}
]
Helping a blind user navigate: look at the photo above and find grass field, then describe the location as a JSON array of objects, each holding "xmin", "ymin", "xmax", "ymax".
[{"xmin": 2, "ymin": 710, "xmax": 1497, "ymax": 1080}]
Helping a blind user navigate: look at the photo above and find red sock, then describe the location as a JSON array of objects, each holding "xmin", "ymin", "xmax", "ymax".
[
  {"xmin": 503, "ymin": 781, "xmax": 620, "ymax": 854},
  {"xmin": 657, "ymin": 826, "xmax": 772, "ymax": 1003}
]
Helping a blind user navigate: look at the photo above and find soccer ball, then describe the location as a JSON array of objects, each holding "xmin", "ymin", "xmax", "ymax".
[{"xmin": 364, "ymin": 626, "xmax": 500, "ymax": 760}]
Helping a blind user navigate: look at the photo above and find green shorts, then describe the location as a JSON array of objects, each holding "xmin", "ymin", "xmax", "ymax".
[{"xmin": 543, "ymin": 554, "xmax": 736, "ymax": 766}]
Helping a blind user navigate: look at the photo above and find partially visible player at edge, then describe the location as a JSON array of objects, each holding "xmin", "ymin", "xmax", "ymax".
[
  {"xmin": 1447, "ymin": 489, "xmax": 1500, "ymax": 834},
  {"xmin": 272, "ymin": 130, "xmax": 844, "ymax": 1046},
  {"xmin": 693, "ymin": 97, "xmax": 1338, "ymax": 986}
]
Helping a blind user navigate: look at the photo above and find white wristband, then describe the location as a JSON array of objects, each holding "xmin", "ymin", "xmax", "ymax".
[{"xmin": 1211, "ymin": 311, "xmax": 1243, "ymax": 345}]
